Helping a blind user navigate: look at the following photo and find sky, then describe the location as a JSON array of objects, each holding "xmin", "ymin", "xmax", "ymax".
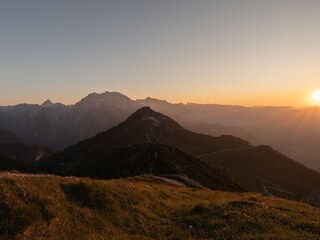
[{"xmin": 0, "ymin": 0, "xmax": 320, "ymax": 106}]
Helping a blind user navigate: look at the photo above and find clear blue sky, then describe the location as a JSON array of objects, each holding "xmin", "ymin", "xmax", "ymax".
[{"xmin": 1, "ymin": 0, "xmax": 320, "ymax": 106}]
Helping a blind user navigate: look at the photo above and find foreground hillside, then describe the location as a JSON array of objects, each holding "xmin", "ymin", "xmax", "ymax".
[{"xmin": 0, "ymin": 174, "xmax": 320, "ymax": 240}]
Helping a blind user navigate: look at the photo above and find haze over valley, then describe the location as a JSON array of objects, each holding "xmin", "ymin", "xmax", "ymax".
[{"xmin": 1, "ymin": 91, "xmax": 320, "ymax": 172}]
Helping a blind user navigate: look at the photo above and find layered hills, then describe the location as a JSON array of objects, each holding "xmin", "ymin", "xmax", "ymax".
[
  {"xmin": 0, "ymin": 143, "xmax": 54, "ymax": 163},
  {"xmin": 0, "ymin": 91, "xmax": 141, "ymax": 149},
  {"xmin": 200, "ymin": 145, "xmax": 320, "ymax": 200},
  {"xmin": 41, "ymin": 107, "xmax": 320, "ymax": 204},
  {"xmin": 45, "ymin": 143, "xmax": 247, "ymax": 192},
  {"xmin": 0, "ymin": 129, "xmax": 55, "ymax": 172},
  {"xmin": 0, "ymin": 104, "xmax": 320, "ymax": 239},
  {"xmin": 41, "ymin": 107, "xmax": 249, "ymax": 192},
  {"xmin": 0, "ymin": 102, "xmax": 319, "ymax": 206},
  {"xmin": 44, "ymin": 106, "xmax": 248, "ymax": 161},
  {"xmin": 138, "ymin": 98, "xmax": 320, "ymax": 171},
  {"xmin": 1, "ymin": 91, "xmax": 320, "ymax": 172}
]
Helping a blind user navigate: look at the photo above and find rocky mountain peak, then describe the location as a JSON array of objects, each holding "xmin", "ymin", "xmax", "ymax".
[{"xmin": 41, "ymin": 99, "xmax": 53, "ymax": 106}]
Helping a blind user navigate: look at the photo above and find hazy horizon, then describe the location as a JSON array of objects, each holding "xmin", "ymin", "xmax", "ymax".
[
  {"xmin": 1, "ymin": 90, "xmax": 320, "ymax": 109},
  {"xmin": 1, "ymin": 1, "xmax": 320, "ymax": 106},
  {"xmin": 1, "ymin": 2, "xmax": 320, "ymax": 238}
]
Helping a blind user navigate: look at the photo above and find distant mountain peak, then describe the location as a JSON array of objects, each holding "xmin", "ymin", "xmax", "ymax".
[
  {"xmin": 41, "ymin": 99, "xmax": 53, "ymax": 106},
  {"xmin": 144, "ymin": 97, "xmax": 170, "ymax": 103},
  {"xmin": 137, "ymin": 97, "xmax": 172, "ymax": 107},
  {"xmin": 75, "ymin": 91, "xmax": 140, "ymax": 110},
  {"xmin": 81, "ymin": 91, "xmax": 132, "ymax": 101}
]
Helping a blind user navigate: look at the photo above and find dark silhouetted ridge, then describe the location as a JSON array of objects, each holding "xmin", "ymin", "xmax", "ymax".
[
  {"xmin": 41, "ymin": 99, "xmax": 53, "ymax": 106},
  {"xmin": 0, "ymin": 143, "xmax": 55, "ymax": 163},
  {"xmin": 49, "ymin": 143, "xmax": 248, "ymax": 192},
  {"xmin": 42, "ymin": 107, "xmax": 249, "ymax": 173},
  {"xmin": 41, "ymin": 107, "xmax": 250, "ymax": 192},
  {"xmin": 0, "ymin": 129, "xmax": 20, "ymax": 144},
  {"xmin": 203, "ymin": 145, "xmax": 320, "ymax": 200},
  {"xmin": 0, "ymin": 91, "xmax": 141, "ymax": 149},
  {"xmin": 120, "ymin": 106, "xmax": 184, "ymax": 130}
]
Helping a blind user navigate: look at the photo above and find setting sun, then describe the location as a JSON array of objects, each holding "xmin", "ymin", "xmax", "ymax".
[{"xmin": 312, "ymin": 90, "xmax": 320, "ymax": 102}]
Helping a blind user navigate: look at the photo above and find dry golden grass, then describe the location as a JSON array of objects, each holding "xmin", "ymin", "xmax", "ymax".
[{"xmin": 0, "ymin": 174, "xmax": 319, "ymax": 240}]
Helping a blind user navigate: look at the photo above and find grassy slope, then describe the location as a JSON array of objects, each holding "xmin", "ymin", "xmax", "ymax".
[{"xmin": 0, "ymin": 174, "xmax": 320, "ymax": 240}]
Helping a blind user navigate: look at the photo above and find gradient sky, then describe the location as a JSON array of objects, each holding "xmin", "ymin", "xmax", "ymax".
[{"xmin": 0, "ymin": 0, "xmax": 320, "ymax": 106}]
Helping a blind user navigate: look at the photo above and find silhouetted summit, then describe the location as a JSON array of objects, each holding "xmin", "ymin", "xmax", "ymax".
[
  {"xmin": 73, "ymin": 106, "xmax": 246, "ymax": 152},
  {"xmin": 121, "ymin": 106, "xmax": 183, "ymax": 130},
  {"xmin": 41, "ymin": 99, "xmax": 53, "ymax": 106},
  {"xmin": 42, "ymin": 107, "xmax": 249, "ymax": 175},
  {"xmin": 74, "ymin": 91, "xmax": 140, "ymax": 111},
  {"xmin": 0, "ymin": 91, "xmax": 141, "ymax": 148}
]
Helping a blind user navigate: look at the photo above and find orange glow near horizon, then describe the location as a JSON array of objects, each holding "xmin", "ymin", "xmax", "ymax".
[
  {"xmin": 1, "ymin": 89, "xmax": 320, "ymax": 108},
  {"xmin": 1, "ymin": 1, "xmax": 320, "ymax": 108},
  {"xmin": 161, "ymin": 91, "xmax": 312, "ymax": 108}
]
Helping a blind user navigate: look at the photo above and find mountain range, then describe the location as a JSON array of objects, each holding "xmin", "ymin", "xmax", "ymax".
[
  {"xmin": 36, "ymin": 107, "xmax": 319, "ymax": 205},
  {"xmin": 0, "ymin": 103, "xmax": 319, "ymax": 207},
  {"xmin": 40, "ymin": 107, "xmax": 249, "ymax": 192},
  {"xmin": 201, "ymin": 145, "xmax": 320, "ymax": 200},
  {"xmin": 1, "ymin": 91, "xmax": 319, "ymax": 172},
  {"xmin": 0, "ymin": 92, "xmax": 141, "ymax": 149},
  {"xmin": 1, "ymin": 104, "xmax": 320, "ymax": 239},
  {"xmin": 138, "ymin": 98, "xmax": 320, "ymax": 171}
]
